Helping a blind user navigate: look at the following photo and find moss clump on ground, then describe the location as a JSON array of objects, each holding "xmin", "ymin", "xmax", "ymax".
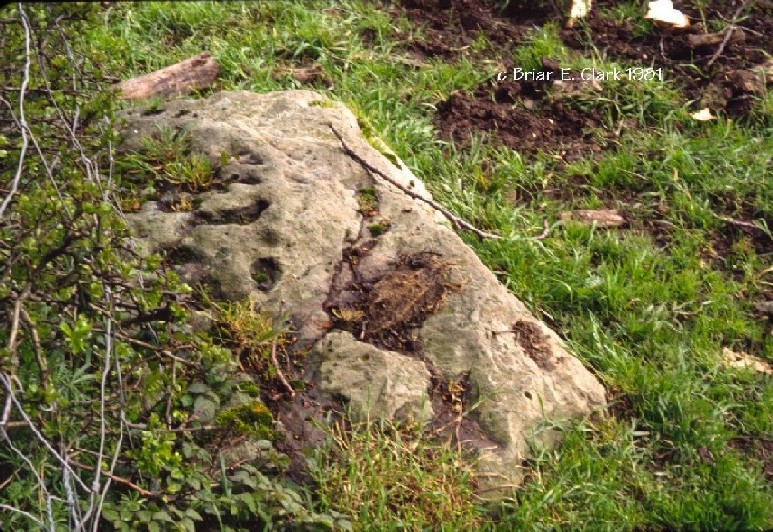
[
  {"xmin": 215, "ymin": 401, "xmax": 275, "ymax": 439},
  {"xmin": 358, "ymin": 186, "xmax": 379, "ymax": 216}
]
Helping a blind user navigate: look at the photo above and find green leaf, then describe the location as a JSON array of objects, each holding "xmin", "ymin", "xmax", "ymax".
[
  {"xmin": 219, "ymin": 452, "xmax": 231, "ymax": 498},
  {"xmin": 186, "ymin": 476, "xmax": 201, "ymax": 491},
  {"xmin": 193, "ymin": 395, "xmax": 218, "ymax": 424},
  {"xmin": 187, "ymin": 382, "xmax": 210, "ymax": 394},
  {"xmin": 151, "ymin": 510, "xmax": 173, "ymax": 522},
  {"xmin": 229, "ymin": 470, "xmax": 257, "ymax": 488}
]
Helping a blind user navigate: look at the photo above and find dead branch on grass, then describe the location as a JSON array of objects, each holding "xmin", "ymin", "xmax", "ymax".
[
  {"xmin": 116, "ymin": 52, "xmax": 219, "ymax": 100},
  {"xmin": 706, "ymin": 0, "xmax": 749, "ymax": 68},
  {"xmin": 714, "ymin": 212, "xmax": 771, "ymax": 235}
]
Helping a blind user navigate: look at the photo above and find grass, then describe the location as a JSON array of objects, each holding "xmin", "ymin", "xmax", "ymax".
[
  {"xmin": 118, "ymin": 126, "xmax": 216, "ymax": 199},
  {"xmin": 599, "ymin": 1, "xmax": 654, "ymax": 38},
  {"xmin": 513, "ymin": 21, "xmax": 570, "ymax": 71},
  {"xmin": 310, "ymin": 418, "xmax": 485, "ymax": 530},
  {"xmin": 512, "ymin": 22, "xmax": 688, "ymax": 127},
  {"xmin": 74, "ymin": 0, "xmax": 773, "ymax": 528}
]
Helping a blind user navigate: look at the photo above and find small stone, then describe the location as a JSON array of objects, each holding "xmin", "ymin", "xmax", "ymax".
[
  {"xmin": 559, "ymin": 209, "xmax": 626, "ymax": 228},
  {"xmin": 721, "ymin": 347, "xmax": 773, "ymax": 375}
]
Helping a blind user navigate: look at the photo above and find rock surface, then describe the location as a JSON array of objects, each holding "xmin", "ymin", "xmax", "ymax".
[
  {"xmin": 122, "ymin": 90, "xmax": 606, "ymax": 495},
  {"xmin": 315, "ymin": 331, "xmax": 433, "ymax": 423}
]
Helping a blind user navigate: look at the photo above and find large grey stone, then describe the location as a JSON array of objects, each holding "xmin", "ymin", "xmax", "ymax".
[
  {"xmin": 314, "ymin": 330, "xmax": 432, "ymax": 423},
  {"xmin": 121, "ymin": 90, "xmax": 606, "ymax": 496}
]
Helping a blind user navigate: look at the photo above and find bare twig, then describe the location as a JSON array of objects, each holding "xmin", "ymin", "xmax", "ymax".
[
  {"xmin": 0, "ymin": 3, "xmax": 31, "ymax": 222},
  {"xmin": 0, "ymin": 373, "xmax": 90, "ymax": 493},
  {"xmin": 0, "ymin": 467, "xmax": 20, "ymax": 490},
  {"xmin": 113, "ymin": 332, "xmax": 196, "ymax": 366},
  {"xmin": 30, "ymin": 12, "xmax": 96, "ymax": 188},
  {"xmin": 62, "ymin": 452, "xmax": 84, "ymax": 529},
  {"xmin": 82, "ymin": 287, "xmax": 115, "ymax": 525},
  {"xmin": 331, "ymin": 126, "xmax": 503, "ymax": 240},
  {"xmin": 706, "ymin": 0, "xmax": 748, "ymax": 68},
  {"xmin": 0, "ymin": 503, "xmax": 45, "ymax": 528},
  {"xmin": 70, "ymin": 459, "xmax": 159, "ymax": 498},
  {"xmin": 123, "ymin": 422, "xmax": 218, "ymax": 433},
  {"xmin": 271, "ymin": 341, "xmax": 295, "ymax": 397},
  {"xmin": 166, "ymin": 359, "xmax": 176, "ymax": 428},
  {"xmin": 713, "ymin": 211, "xmax": 771, "ymax": 237},
  {"xmin": 19, "ymin": 306, "xmax": 49, "ymax": 391},
  {"xmin": 0, "ymin": 5, "xmax": 136, "ymax": 528},
  {"xmin": 734, "ymin": 25, "xmax": 764, "ymax": 38},
  {"xmin": 0, "ymin": 395, "xmax": 57, "ymax": 530},
  {"xmin": 93, "ymin": 346, "xmax": 128, "ymax": 532},
  {"xmin": 1, "ymin": 395, "xmax": 11, "ymax": 426},
  {"xmin": 6, "ymin": 286, "xmax": 31, "ymax": 378},
  {"xmin": 6, "ymin": 299, "xmax": 23, "ymax": 373},
  {"xmin": 0, "ymin": 95, "xmax": 68, "ymax": 217},
  {"xmin": 533, "ymin": 218, "xmax": 550, "ymax": 240}
]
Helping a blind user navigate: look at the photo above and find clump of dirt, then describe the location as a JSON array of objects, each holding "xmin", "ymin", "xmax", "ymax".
[
  {"xmin": 500, "ymin": 320, "xmax": 558, "ymax": 371},
  {"xmin": 366, "ymin": 254, "xmax": 457, "ymax": 334},
  {"xmin": 327, "ymin": 252, "xmax": 462, "ymax": 353}
]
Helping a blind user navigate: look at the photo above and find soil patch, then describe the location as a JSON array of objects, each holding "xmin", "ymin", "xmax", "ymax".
[
  {"xmin": 395, "ymin": 0, "xmax": 553, "ymax": 62},
  {"xmin": 327, "ymin": 251, "xmax": 462, "ymax": 353},
  {"xmin": 434, "ymin": 68, "xmax": 609, "ymax": 161},
  {"xmin": 562, "ymin": 0, "xmax": 773, "ymax": 117},
  {"xmin": 430, "ymin": 372, "xmax": 501, "ymax": 452},
  {"xmin": 508, "ymin": 319, "xmax": 558, "ymax": 371},
  {"xmin": 730, "ymin": 436, "xmax": 773, "ymax": 483},
  {"xmin": 393, "ymin": 0, "xmax": 771, "ymax": 163},
  {"xmin": 394, "ymin": 0, "xmax": 608, "ymax": 160}
]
